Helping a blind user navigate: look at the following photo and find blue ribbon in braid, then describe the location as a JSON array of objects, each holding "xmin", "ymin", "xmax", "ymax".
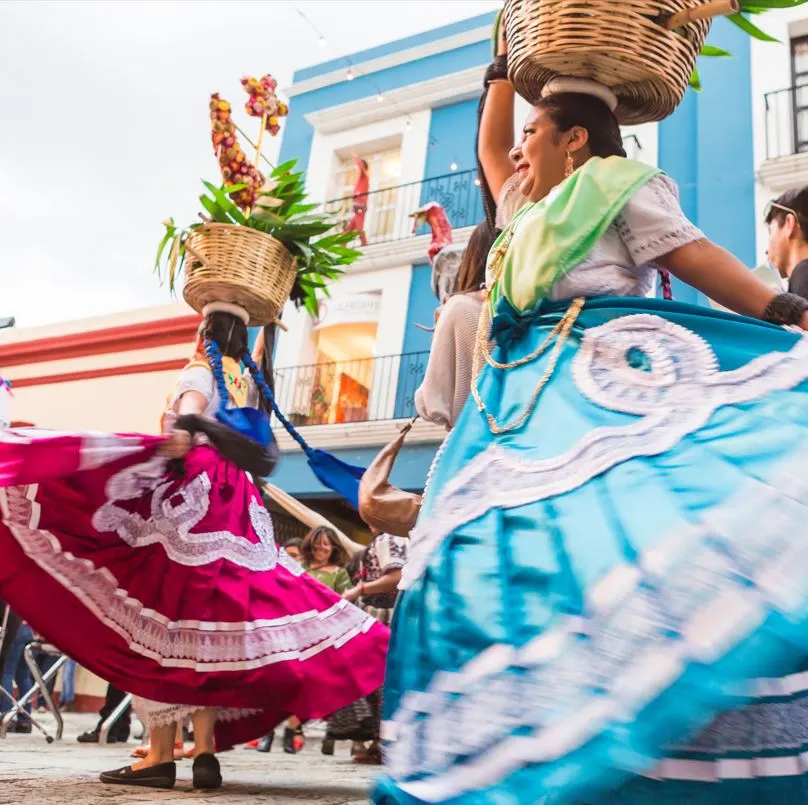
[
  {"xmin": 241, "ymin": 350, "xmax": 311, "ymax": 455},
  {"xmin": 203, "ymin": 337, "xmax": 231, "ymax": 413},
  {"xmin": 242, "ymin": 349, "xmax": 365, "ymax": 507}
]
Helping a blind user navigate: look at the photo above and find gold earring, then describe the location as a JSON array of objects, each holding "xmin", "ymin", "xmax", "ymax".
[{"xmin": 564, "ymin": 151, "xmax": 574, "ymax": 178}]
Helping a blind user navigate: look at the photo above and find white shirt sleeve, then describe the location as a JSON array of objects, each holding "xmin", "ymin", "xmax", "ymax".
[
  {"xmin": 415, "ymin": 293, "xmax": 482, "ymax": 430},
  {"xmin": 615, "ymin": 173, "xmax": 705, "ymax": 270}
]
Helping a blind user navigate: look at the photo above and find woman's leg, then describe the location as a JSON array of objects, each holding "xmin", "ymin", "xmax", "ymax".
[
  {"xmin": 189, "ymin": 709, "xmax": 222, "ymax": 790},
  {"xmin": 131, "ymin": 722, "xmax": 176, "ymax": 770},
  {"xmin": 190, "ymin": 708, "xmax": 216, "ymax": 757}
]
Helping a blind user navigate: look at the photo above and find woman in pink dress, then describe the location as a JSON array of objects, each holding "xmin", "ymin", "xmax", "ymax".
[{"xmin": 0, "ymin": 305, "xmax": 389, "ymax": 790}]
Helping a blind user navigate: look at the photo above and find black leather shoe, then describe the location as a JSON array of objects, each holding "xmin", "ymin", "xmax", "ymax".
[
  {"xmin": 100, "ymin": 762, "xmax": 176, "ymax": 789},
  {"xmin": 78, "ymin": 726, "xmax": 103, "ymax": 743},
  {"xmin": 192, "ymin": 753, "xmax": 222, "ymax": 789}
]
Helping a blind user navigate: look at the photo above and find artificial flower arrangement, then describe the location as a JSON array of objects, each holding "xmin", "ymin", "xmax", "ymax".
[{"xmin": 155, "ymin": 74, "xmax": 360, "ymax": 323}]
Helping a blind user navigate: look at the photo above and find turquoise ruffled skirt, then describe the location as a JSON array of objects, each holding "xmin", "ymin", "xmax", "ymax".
[{"xmin": 373, "ymin": 297, "xmax": 808, "ymax": 805}]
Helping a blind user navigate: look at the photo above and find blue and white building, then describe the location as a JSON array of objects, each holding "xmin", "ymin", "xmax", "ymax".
[{"xmin": 269, "ymin": 8, "xmax": 807, "ymax": 512}]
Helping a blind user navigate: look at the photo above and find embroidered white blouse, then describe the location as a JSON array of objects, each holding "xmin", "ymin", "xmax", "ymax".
[
  {"xmin": 163, "ymin": 364, "xmax": 258, "ymax": 432},
  {"xmin": 417, "ymin": 171, "xmax": 704, "ymax": 430}
]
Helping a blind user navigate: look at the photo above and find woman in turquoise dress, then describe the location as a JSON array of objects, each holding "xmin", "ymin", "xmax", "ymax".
[{"xmin": 372, "ymin": 81, "xmax": 808, "ymax": 805}]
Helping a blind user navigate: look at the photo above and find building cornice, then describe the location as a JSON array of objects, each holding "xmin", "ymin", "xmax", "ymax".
[
  {"xmin": 0, "ymin": 314, "xmax": 200, "ymax": 368},
  {"xmin": 343, "ymin": 225, "xmax": 475, "ymax": 274},
  {"xmin": 304, "ymin": 66, "xmax": 485, "ymax": 135},
  {"xmin": 274, "ymin": 418, "xmax": 446, "ymax": 452},
  {"xmin": 286, "ymin": 26, "xmax": 490, "ymax": 98},
  {"xmin": 757, "ymin": 153, "xmax": 808, "ymax": 193}
]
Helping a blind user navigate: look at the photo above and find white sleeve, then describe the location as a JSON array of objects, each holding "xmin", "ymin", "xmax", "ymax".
[
  {"xmin": 375, "ymin": 533, "xmax": 409, "ymax": 573},
  {"xmin": 168, "ymin": 366, "xmax": 215, "ymax": 411},
  {"xmin": 615, "ymin": 174, "xmax": 704, "ymax": 269},
  {"xmin": 414, "ymin": 294, "xmax": 481, "ymax": 430}
]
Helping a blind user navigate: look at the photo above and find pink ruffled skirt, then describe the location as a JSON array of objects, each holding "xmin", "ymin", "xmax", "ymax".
[{"xmin": 0, "ymin": 429, "xmax": 388, "ymax": 749}]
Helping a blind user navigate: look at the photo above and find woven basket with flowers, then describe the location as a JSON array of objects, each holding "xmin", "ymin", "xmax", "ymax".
[{"xmin": 156, "ymin": 74, "xmax": 360, "ymax": 325}]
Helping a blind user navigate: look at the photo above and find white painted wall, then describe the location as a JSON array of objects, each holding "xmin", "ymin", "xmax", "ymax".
[
  {"xmin": 273, "ymin": 264, "xmax": 414, "ymax": 419},
  {"xmin": 305, "ymin": 109, "xmax": 431, "ymax": 203},
  {"xmin": 751, "ymin": 9, "xmax": 808, "ymax": 262}
]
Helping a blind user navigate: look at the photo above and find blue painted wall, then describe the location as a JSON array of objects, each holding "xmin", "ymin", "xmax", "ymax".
[
  {"xmin": 279, "ymin": 40, "xmax": 491, "ymax": 177},
  {"xmin": 395, "ymin": 262, "xmax": 435, "ymax": 418},
  {"xmin": 423, "ymin": 99, "xmax": 479, "ymax": 177},
  {"xmin": 658, "ymin": 17, "xmax": 755, "ymax": 304},
  {"xmin": 417, "ymin": 99, "xmax": 485, "ymax": 231},
  {"xmin": 293, "ymin": 11, "xmax": 496, "ymax": 83}
]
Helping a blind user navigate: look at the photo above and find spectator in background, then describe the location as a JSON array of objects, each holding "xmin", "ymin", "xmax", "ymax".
[
  {"xmin": 765, "ymin": 187, "xmax": 808, "ymax": 297},
  {"xmin": 60, "ymin": 659, "xmax": 77, "ymax": 712},
  {"xmin": 77, "ymin": 683, "xmax": 131, "ymax": 744},
  {"xmin": 0, "ymin": 617, "xmax": 35, "ymax": 732},
  {"xmin": 283, "ymin": 538, "xmax": 302, "ymax": 563}
]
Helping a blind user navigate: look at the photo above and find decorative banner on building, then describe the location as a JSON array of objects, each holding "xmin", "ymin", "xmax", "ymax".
[{"xmin": 313, "ymin": 293, "xmax": 381, "ymax": 331}]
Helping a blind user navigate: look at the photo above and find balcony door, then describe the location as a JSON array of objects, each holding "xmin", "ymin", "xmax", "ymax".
[
  {"xmin": 792, "ymin": 36, "xmax": 808, "ymax": 153},
  {"xmin": 331, "ymin": 147, "xmax": 402, "ymax": 244}
]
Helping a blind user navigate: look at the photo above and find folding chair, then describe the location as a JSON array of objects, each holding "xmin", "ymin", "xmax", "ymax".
[
  {"xmin": 0, "ymin": 610, "xmax": 61, "ymax": 742},
  {"xmin": 0, "ymin": 621, "xmax": 67, "ymax": 742}
]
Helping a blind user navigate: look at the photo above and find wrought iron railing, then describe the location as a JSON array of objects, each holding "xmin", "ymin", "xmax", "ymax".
[
  {"xmin": 764, "ymin": 85, "xmax": 808, "ymax": 159},
  {"xmin": 273, "ymin": 351, "xmax": 429, "ymax": 427},
  {"xmin": 319, "ymin": 169, "xmax": 484, "ymax": 247},
  {"xmin": 319, "ymin": 138, "xmax": 644, "ymax": 249}
]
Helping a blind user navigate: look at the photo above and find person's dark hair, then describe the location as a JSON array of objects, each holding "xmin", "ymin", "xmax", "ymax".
[
  {"xmin": 454, "ymin": 222, "xmax": 497, "ymax": 295},
  {"xmin": 536, "ymin": 93, "xmax": 626, "ymax": 159},
  {"xmin": 301, "ymin": 526, "xmax": 348, "ymax": 567},
  {"xmin": 765, "ymin": 187, "xmax": 808, "ymax": 238},
  {"xmin": 200, "ymin": 312, "xmax": 278, "ymax": 417},
  {"xmin": 283, "ymin": 537, "xmax": 303, "ymax": 551}
]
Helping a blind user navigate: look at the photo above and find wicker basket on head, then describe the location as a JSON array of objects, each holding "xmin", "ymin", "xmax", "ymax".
[
  {"xmin": 182, "ymin": 223, "xmax": 297, "ymax": 326},
  {"xmin": 505, "ymin": 0, "xmax": 732, "ymax": 125}
]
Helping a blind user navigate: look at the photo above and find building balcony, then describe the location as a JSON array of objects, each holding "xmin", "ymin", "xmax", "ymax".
[
  {"xmin": 319, "ymin": 138, "xmax": 644, "ymax": 268},
  {"xmin": 320, "ymin": 168, "xmax": 484, "ymax": 250},
  {"xmin": 760, "ymin": 85, "xmax": 808, "ymax": 192},
  {"xmin": 274, "ymin": 350, "xmax": 429, "ymax": 427}
]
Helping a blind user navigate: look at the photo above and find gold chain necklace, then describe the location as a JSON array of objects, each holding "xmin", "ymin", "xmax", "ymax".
[{"xmin": 473, "ymin": 223, "xmax": 584, "ymax": 435}]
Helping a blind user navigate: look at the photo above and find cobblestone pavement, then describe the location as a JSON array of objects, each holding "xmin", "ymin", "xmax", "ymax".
[{"xmin": 0, "ymin": 714, "xmax": 373, "ymax": 804}]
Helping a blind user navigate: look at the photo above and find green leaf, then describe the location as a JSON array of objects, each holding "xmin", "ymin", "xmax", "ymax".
[
  {"xmin": 201, "ymin": 181, "xmax": 247, "ymax": 225},
  {"xmin": 200, "ymin": 195, "xmax": 233, "ymax": 224},
  {"xmin": 155, "ymin": 226, "xmax": 175, "ymax": 271},
  {"xmin": 699, "ymin": 44, "xmax": 732, "ymax": 57},
  {"xmin": 272, "ymin": 159, "xmax": 299, "ymax": 176},
  {"xmin": 727, "ymin": 12, "xmax": 780, "ymax": 41},
  {"xmin": 689, "ymin": 67, "xmax": 702, "ymax": 91}
]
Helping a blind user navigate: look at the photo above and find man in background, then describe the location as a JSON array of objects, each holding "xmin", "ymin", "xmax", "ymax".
[{"xmin": 765, "ymin": 186, "xmax": 808, "ymax": 297}]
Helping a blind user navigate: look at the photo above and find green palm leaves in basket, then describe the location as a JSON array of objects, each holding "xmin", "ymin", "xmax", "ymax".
[
  {"xmin": 156, "ymin": 162, "xmax": 360, "ymax": 320},
  {"xmin": 693, "ymin": 1, "xmax": 808, "ymax": 89}
]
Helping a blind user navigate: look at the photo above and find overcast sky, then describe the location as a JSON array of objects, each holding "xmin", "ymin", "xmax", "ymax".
[{"xmin": 0, "ymin": 0, "xmax": 498, "ymax": 329}]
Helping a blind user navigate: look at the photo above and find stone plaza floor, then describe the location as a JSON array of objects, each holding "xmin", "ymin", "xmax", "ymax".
[{"xmin": 0, "ymin": 713, "xmax": 373, "ymax": 804}]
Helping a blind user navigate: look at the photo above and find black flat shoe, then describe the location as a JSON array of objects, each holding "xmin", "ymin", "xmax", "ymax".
[
  {"xmin": 321, "ymin": 736, "xmax": 335, "ymax": 756},
  {"xmin": 100, "ymin": 761, "xmax": 176, "ymax": 789},
  {"xmin": 282, "ymin": 726, "xmax": 296, "ymax": 754},
  {"xmin": 192, "ymin": 753, "xmax": 222, "ymax": 790},
  {"xmin": 256, "ymin": 732, "xmax": 274, "ymax": 753}
]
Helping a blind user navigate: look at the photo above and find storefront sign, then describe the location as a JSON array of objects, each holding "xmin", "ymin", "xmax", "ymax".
[{"xmin": 313, "ymin": 293, "xmax": 381, "ymax": 331}]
